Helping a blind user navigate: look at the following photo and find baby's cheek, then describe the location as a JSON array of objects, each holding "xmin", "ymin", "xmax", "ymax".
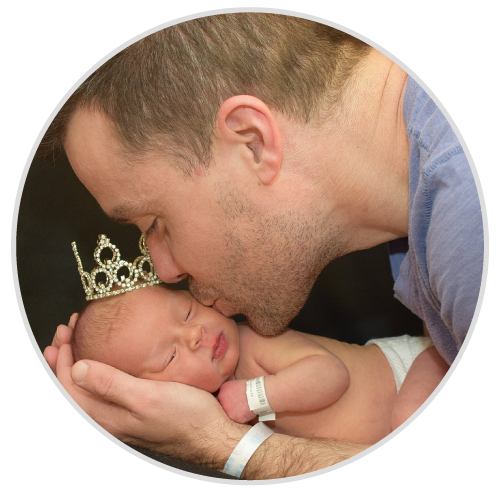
[{"xmin": 182, "ymin": 363, "xmax": 223, "ymax": 393}]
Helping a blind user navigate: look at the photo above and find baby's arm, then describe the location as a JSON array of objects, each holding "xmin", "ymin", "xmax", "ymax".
[{"xmin": 218, "ymin": 328, "xmax": 350, "ymax": 423}]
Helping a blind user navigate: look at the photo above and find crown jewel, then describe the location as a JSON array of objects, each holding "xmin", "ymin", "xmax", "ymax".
[{"xmin": 72, "ymin": 234, "xmax": 162, "ymax": 301}]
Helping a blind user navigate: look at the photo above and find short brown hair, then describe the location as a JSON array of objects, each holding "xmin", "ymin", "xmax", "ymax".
[{"xmin": 38, "ymin": 13, "xmax": 369, "ymax": 172}]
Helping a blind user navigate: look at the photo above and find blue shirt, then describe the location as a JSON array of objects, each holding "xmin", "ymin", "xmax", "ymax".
[{"xmin": 388, "ymin": 77, "xmax": 484, "ymax": 365}]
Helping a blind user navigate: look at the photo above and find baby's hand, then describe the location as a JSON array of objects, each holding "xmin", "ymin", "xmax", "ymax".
[{"xmin": 218, "ymin": 379, "xmax": 255, "ymax": 424}]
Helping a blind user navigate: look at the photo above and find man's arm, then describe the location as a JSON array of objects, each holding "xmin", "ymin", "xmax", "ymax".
[
  {"xmin": 68, "ymin": 347, "xmax": 369, "ymax": 478},
  {"xmin": 45, "ymin": 324, "xmax": 368, "ymax": 479},
  {"xmin": 241, "ymin": 434, "xmax": 369, "ymax": 479}
]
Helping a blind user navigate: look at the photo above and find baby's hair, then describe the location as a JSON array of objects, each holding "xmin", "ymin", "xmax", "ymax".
[
  {"xmin": 71, "ymin": 284, "xmax": 174, "ymax": 364},
  {"xmin": 71, "ymin": 293, "xmax": 134, "ymax": 363}
]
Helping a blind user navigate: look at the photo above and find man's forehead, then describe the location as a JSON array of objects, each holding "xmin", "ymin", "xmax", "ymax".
[
  {"xmin": 66, "ymin": 111, "xmax": 128, "ymax": 187},
  {"xmin": 67, "ymin": 108, "xmax": 117, "ymax": 153}
]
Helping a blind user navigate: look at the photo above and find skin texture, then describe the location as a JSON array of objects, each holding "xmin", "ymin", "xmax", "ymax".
[
  {"xmin": 71, "ymin": 288, "xmax": 448, "ymax": 446},
  {"xmin": 65, "ymin": 97, "xmax": 346, "ymax": 337},
  {"xmin": 45, "ymin": 49, "xmax": 414, "ymax": 478}
]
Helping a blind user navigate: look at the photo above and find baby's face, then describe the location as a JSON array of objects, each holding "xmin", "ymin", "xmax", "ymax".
[{"xmin": 105, "ymin": 287, "xmax": 240, "ymax": 392}]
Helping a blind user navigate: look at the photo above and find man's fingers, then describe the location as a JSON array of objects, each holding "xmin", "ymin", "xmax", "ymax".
[
  {"xmin": 47, "ymin": 320, "xmax": 75, "ymax": 374},
  {"xmin": 56, "ymin": 343, "xmax": 76, "ymax": 387},
  {"xmin": 58, "ymin": 356, "xmax": 230, "ymax": 452},
  {"xmin": 71, "ymin": 361, "xmax": 225, "ymax": 430},
  {"xmin": 69, "ymin": 313, "xmax": 79, "ymax": 329},
  {"xmin": 71, "ymin": 359, "xmax": 164, "ymax": 414},
  {"xmin": 51, "ymin": 312, "xmax": 76, "ymax": 348},
  {"xmin": 43, "ymin": 346, "xmax": 58, "ymax": 374},
  {"xmin": 52, "ymin": 324, "xmax": 73, "ymax": 347},
  {"xmin": 53, "ymin": 346, "xmax": 137, "ymax": 439}
]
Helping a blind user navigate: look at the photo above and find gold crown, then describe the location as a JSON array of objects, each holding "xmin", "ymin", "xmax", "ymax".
[{"xmin": 72, "ymin": 234, "xmax": 162, "ymax": 301}]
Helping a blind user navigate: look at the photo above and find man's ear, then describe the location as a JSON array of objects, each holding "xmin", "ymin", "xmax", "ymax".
[{"xmin": 216, "ymin": 96, "xmax": 282, "ymax": 185}]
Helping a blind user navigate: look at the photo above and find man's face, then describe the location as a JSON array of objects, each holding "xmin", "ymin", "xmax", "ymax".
[{"xmin": 65, "ymin": 109, "xmax": 332, "ymax": 335}]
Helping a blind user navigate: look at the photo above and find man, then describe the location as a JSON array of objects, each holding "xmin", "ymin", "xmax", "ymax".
[{"xmin": 41, "ymin": 13, "xmax": 483, "ymax": 478}]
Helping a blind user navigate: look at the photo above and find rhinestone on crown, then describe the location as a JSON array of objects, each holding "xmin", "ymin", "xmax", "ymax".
[{"xmin": 72, "ymin": 234, "xmax": 162, "ymax": 301}]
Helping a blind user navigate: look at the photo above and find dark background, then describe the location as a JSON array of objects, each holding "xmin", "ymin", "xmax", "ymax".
[{"xmin": 10, "ymin": 9, "xmax": 480, "ymax": 484}]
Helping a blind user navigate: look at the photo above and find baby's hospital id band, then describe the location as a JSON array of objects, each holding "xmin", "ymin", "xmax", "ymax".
[
  {"xmin": 223, "ymin": 422, "xmax": 275, "ymax": 478},
  {"xmin": 246, "ymin": 376, "xmax": 275, "ymax": 421}
]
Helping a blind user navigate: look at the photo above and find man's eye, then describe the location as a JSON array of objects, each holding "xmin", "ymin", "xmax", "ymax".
[{"xmin": 145, "ymin": 218, "xmax": 158, "ymax": 238}]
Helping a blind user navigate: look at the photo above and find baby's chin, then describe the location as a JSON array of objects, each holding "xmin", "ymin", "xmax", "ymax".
[
  {"xmin": 211, "ymin": 379, "xmax": 227, "ymax": 397},
  {"xmin": 198, "ymin": 381, "xmax": 223, "ymax": 394}
]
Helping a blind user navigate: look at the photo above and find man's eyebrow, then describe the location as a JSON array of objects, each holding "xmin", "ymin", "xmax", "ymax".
[{"xmin": 108, "ymin": 201, "xmax": 151, "ymax": 224}]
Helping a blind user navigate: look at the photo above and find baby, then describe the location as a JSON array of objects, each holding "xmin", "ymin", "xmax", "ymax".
[{"xmin": 72, "ymin": 284, "xmax": 448, "ymax": 445}]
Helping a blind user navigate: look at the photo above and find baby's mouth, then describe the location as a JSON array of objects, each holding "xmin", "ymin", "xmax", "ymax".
[{"xmin": 212, "ymin": 333, "xmax": 226, "ymax": 361}]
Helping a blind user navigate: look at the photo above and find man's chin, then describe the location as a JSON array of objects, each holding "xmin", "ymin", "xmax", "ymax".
[{"xmin": 246, "ymin": 313, "xmax": 290, "ymax": 337}]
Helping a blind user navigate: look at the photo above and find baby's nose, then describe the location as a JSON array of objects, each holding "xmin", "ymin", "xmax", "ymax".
[{"xmin": 187, "ymin": 324, "xmax": 204, "ymax": 350}]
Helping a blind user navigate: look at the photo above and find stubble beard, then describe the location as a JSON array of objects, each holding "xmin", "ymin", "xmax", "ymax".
[{"xmin": 189, "ymin": 187, "xmax": 348, "ymax": 336}]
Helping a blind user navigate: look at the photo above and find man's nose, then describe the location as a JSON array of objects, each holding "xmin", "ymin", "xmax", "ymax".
[{"xmin": 148, "ymin": 239, "xmax": 189, "ymax": 283}]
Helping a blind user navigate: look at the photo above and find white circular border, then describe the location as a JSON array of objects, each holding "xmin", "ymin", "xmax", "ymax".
[{"xmin": 11, "ymin": 7, "xmax": 489, "ymax": 486}]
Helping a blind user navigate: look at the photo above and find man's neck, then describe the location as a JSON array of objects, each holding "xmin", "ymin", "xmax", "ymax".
[{"xmin": 310, "ymin": 49, "xmax": 411, "ymax": 252}]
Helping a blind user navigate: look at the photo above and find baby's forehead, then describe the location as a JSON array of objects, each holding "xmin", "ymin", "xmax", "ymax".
[
  {"xmin": 141, "ymin": 284, "xmax": 180, "ymax": 300},
  {"xmin": 159, "ymin": 286, "xmax": 190, "ymax": 300}
]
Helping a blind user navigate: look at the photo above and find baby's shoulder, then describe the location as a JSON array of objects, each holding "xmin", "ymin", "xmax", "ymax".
[
  {"xmin": 236, "ymin": 324, "xmax": 284, "ymax": 369},
  {"xmin": 234, "ymin": 324, "xmax": 270, "ymax": 378},
  {"xmin": 237, "ymin": 324, "xmax": 314, "ymax": 349},
  {"xmin": 237, "ymin": 323, "xmax": 266, "ymax": 350},
  {"xmin": 237, "ymin": 325, "xmax": 321, "ymax": 365}
]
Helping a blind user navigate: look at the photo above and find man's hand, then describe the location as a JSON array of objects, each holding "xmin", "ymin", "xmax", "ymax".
[
  {"xmin": 64, "ymin": 349, "xmax": 232, "ymax": 461},
  {"xmin": 43, "ymin": 313, "xmax": 78, "ymax": 374},
  {"xmin": 42, "ymin": 316, "xmax": 242, "ymax": 467},
  {"xmin": 41, "ymin": 315, "xmax": 369, "ymax": 478},
  {"xmin": 218, "ymin": 379, "xmax": 255, "ymax": 423}
]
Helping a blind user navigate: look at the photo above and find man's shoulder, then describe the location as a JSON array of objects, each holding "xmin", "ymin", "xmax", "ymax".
[{"xmin": 404, "ymin": 76, "xmax": 462, "ymax": 171}]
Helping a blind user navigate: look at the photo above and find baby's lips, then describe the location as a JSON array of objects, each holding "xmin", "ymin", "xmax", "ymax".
[{"xmin": 212, "ymin": 333, "xmax": 226, "ymax": 360}]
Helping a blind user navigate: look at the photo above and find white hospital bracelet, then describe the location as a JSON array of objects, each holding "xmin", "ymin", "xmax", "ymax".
[
  {"xmin": 223, "ymin": 422, "xmax": 275, "ymax": 478},
  {"xmin": 246, "ymin": 376, "xmax": 276, "ymax": 421}
]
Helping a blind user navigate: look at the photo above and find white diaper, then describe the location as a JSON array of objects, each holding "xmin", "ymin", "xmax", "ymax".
[{"xmin": 366, "ymin": 335, "xmax": 434, "ymax": 393}]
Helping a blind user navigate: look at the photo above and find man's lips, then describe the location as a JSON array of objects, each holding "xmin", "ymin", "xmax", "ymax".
[
  {"xmin": 212, "ymin": 333, "xmax": 226, "ymax": 361},
  {"xmin": 212, "ymin": 301, "xmax": 224, "ymax": 315},
  {"xmin": 198, "ymin": 296, "xmax": 232, "ymax": 317},
  {"xmin": 214, "ymin": 299, "xmax": 236, "ymax": 318}
]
